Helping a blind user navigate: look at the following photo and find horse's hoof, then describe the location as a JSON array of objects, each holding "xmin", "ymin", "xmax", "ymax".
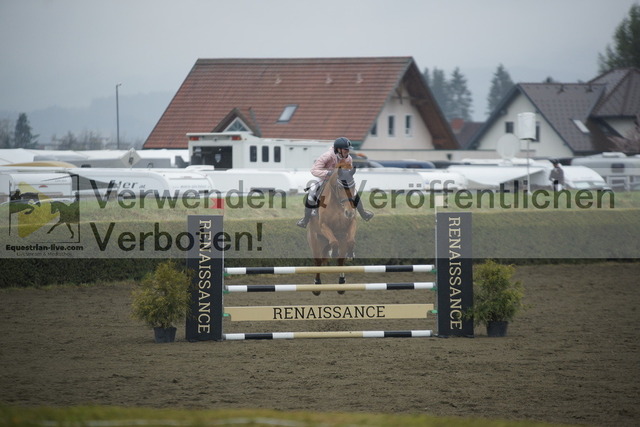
[
  {"xmin": 338, "ymin": 277, "xmax": 346, "ymax": 284},
  {"xmin": 312, "ymin": 291, "xmax": 321, "ymax": 296},
  {"xmin": 337, "ymin": 290, "xmax": 345, "ymax": 295}
]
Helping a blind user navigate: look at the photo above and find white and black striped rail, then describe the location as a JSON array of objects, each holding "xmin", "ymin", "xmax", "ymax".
[
  {"xmin": 225, "ymin": 282, "xmax": 436, "ymax": 293},
  {"xmin": 223, "ymin": 330, "xmax": 433, "ymax": 340},
  {"xmin": 224, "ymin": 264, "xmax": 436, "ymax": 275}
]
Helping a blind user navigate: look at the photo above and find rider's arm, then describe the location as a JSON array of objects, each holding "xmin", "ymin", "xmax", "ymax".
[{"xmin": 310, "ymin": 151, "xmax": 334, "ymax": 179}]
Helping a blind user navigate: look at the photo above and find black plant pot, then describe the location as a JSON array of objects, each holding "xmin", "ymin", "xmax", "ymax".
[
  {"xmin": 154, "ymin": 326, "xmax": 177, "ymax": 343},
  {"xmin": 486, "ymin": 321, "xmax": 508, "ymax": 337}
]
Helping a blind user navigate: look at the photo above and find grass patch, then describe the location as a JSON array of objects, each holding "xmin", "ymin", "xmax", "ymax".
[
  {"xmin": 1, "ymin": 191, "xmax": 638, "ymax": 286},
  {"xmin": 0, "ymin": 405, "xmax": 576, "ymax": 427}
]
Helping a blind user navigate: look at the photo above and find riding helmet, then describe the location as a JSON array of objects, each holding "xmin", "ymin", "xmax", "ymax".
[{"xmin": 333, "ymin": 137, "xmax": 352, "ymax": 150}]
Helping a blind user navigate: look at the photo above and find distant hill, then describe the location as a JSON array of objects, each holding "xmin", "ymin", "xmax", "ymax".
[{"xmin": 0, "ymin": 91, "xmax": 173, "ymax": 147}]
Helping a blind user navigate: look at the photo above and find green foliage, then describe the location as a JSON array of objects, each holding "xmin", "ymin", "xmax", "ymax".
[
  {"xmin": 13, "ymin": 113, "xmax": 38, "ymax": 148},
  {"xmin": 0, "ymin": 118, "xmax": 12, "ymax": 148},
  {"xmin": 598, "ymin": 4, "xmax": 640, "ymax": 72},
  {"xmin": 423, "ymin": 66, "xmax": 473, "ymax": 121},
  {"xmin": 448, "ymin": 67, "xmax": 473, "ymax": 121},
  {"xmin": 486, "ymin": 64, "xmax": 514, "ymax": 116},
  {"xmin": 131, "ymin": 260, "xmax": 191, "ymax": 329},
  {"xmin": 467, "ymin": 260, "xmax": 525, "ymax": 325},
  {"xmin": 0, "ymin": 258, "xmax": 161, "ymax": 288}
]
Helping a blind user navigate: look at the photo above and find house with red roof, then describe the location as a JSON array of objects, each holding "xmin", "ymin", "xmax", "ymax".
[{"xmin": 143, "ymin": 57, "xmax": 459, "ymax": 159}]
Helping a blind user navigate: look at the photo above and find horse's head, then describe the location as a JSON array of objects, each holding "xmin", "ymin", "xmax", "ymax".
[
  {"xmin": 329, "ymin": 162, "xmax": 358, "ymax": 219},
  {"xmin": 49, "ymin": 201, "xmax": 62, "ymax": 214}
]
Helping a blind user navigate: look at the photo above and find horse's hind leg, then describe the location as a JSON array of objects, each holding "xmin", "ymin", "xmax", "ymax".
[
  {"xmin": 336, "ymin": 238, "xmax": 355, "ymax": 294},
  {"xmin": 336, "ymin": 257, "xmax": 346, "ymax": 294},
  {"xmin": 66, "ymin": 222, "xmax": 75, "ymax": 239}
]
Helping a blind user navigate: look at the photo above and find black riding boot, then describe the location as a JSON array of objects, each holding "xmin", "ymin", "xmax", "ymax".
[
  {"xmin": 354, "ymin": 195, "xmax": 374, "ymax": 221},
  {"xmin": 296, "ymin": 205, "xmax": 315, "ymax": 228}
]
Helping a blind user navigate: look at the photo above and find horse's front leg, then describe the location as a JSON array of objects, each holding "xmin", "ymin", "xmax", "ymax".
[
  {"xmin": 344, "ymin": 221, "xmax": 357, "ymax": 260},
  {"xmin": 308, "ymin": 230, "xmax": 327, "ymax": 296},
  {"xmin": 318, "ymin": 223, "xmax": 340, "ymax": 258},
  {"xmin": 47, "ymin": 220, "xmax": 61, "ymax": 234}
]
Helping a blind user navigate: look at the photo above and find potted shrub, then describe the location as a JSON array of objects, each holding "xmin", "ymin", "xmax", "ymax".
[
  {"xmin": 466, "ymin": 260, "xmax": 526, "ymax": 337},
  {"xmin": 131, "ymin": 260, "xmax": 191, "ymax": 343}
]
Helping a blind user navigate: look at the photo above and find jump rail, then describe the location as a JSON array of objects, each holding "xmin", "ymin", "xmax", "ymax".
[
  {"xmin": 224, "ymin": 330, "xmax": 434, "ymax": 340},
  {"xmin": 225, "ymin": 282, "xmax": 436, "ymax": 293},
  {"xmin": 224, "ymin": 264, "xmax": 435, "ymax": 275}
]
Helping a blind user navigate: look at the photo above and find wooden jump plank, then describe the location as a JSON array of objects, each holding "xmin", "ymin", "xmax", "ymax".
[{"xmin": 225, "ymin": 303, "xmax": 434, "ymax": 321}]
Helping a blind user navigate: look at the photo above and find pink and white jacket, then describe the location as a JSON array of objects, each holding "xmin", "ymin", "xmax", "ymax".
[{"xmin": 310, "ymin": 149, "xmax": 353, "ymax": 180}]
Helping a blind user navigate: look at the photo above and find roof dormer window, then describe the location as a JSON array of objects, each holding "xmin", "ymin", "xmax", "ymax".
[
  {"xmin": 278, "ymin": 104, "xmax": 298, "ymax": 123},
  {"xmin": 225, "ymin": 118, "xmax": 249, "ymax": 132}
]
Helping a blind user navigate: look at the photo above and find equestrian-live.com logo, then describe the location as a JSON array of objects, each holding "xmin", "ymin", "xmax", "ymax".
[{"xmin": 7, "ymin": 179, "xmax": 80, "ymax": 243}]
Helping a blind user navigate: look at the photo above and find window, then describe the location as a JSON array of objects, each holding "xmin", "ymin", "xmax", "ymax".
[
  {"xmin": 262, "ymin": 146, "xmax": 269, "ymax": 162},
  {"xmin": 388, "ymin": 115, "xmax": 395, "ymax": 137},
  {"xmin": 370, "ymin": 121, "xmax": 377, "ymax": 136},
  {"xmin": 250, "ymin": 146, "xmax": 257, "ymax": 162},
  {"xmin": 612, "ymin": 163, "xmax": 625, "ymax": 173},
  {"xmin": 274, "ymin": 146, "xmax": 281, "ymax": 163},
  {"xmin": 572, "ymin": 119, "xmax": 590, "ymax": 134},
  {"xmin": 277, "ymin": 104, "xmax": 298, "ymax": 123},
  {"xmin": 226, "ymin": 118, "xmax": 249, "ymax": 132},
  {"xmin": 405, "ymin": 115, "xmax": 413, "ymax": 136},
  {"xmin": 505, "ymin": 121, "xmax": 514, "ymax": 134}
]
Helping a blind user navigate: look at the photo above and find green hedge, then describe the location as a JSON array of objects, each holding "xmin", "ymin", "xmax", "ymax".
[{"xmin": 0, "ymin": 258, "xmax": 163, "ymax": 288}]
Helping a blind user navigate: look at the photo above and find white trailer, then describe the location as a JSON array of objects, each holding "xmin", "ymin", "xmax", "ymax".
[
  {"xmin": 68, "ymin": 168, "xmax": 213, "ymax": 200},
  {"xmin": 0, "ymin": 171, "xmax": 73, "ymax": 203},
  {"xmin": 187, "ymin": 132, "xmax": 331, "ymax": 170},
  {"xmin": 188, "ymin": 167, "xmax": 301, "ymax": 195},
  {"xmin": 570, "ymin": 153, "xmax": 640, "ymax": 191}
]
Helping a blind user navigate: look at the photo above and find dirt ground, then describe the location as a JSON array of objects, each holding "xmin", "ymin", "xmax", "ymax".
[{"xmin": 1, "ymin": 262, "xmax": 639, "ymax": 426}]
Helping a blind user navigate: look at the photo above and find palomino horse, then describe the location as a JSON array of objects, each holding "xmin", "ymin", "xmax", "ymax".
[{"xmin": 306, "ymin": 160, "xmax": 358, "ymax": 295}]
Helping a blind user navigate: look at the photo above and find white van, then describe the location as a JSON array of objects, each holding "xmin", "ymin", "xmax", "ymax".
[{"xmin": 560, "ymin": 166, "xmax": 610, "ymax": 190}]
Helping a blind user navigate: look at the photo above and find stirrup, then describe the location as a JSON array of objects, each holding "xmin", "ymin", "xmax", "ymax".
[{"xmin": 360, "ymin": 210, "xmax": 374, "ymax": 221}]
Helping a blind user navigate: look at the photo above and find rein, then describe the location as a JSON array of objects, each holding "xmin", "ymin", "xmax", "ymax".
[{"xmin": 332, "ymin": 168, "xmax": 357, "ymax": 208}]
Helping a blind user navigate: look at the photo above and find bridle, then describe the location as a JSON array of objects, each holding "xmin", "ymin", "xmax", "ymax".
[{"xmin": 332, "ymin": 167, "xmax": 358, "ymax": 209}]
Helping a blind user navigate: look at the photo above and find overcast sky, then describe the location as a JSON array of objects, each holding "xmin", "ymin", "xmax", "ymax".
[{"xmin": 1, "ymin": 0, "xmax": 637, "ymax": 121}]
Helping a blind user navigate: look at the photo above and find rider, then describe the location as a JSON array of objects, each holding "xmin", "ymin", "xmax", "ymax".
[{"xmin": 296, "ymin": 137, "xmax": 374, "ymax": 228}]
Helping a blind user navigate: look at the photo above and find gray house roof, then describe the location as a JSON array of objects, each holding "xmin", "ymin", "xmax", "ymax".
[
  {"xmin": 521, "ymin": 82, "xmax": 606, "ymax": 153},
  {"xmin": 590, "ymin": 68, "xmax": 640, "ymax": 117},
  {"xmin": 467, "ymin": 68, "xmax": 640, "ymax": 155}
]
